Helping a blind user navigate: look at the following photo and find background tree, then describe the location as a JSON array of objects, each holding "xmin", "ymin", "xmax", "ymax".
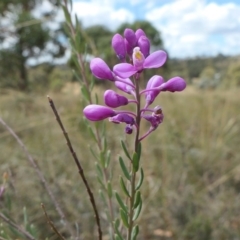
[{"xmin": 0, "ymin": 0, "xmax": 66, "ymax": 90}]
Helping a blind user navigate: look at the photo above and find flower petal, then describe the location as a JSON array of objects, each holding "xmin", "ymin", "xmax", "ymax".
[
  {"xmin": 115, "ymin": 77, "xmax": 135, "ymax": 94},
  {"xmin": 112, "ymin": 33, "xmax": 126, "ymax": 61},
  {"xmin": 143, "ymin": 50, "xmax": 167, "ymax": 69},
  {"xmin": 124, "ymin": 28, "xmax": 137, "ymax": 48},
  {"xmin": 83, "ymin": 104, "xmax": 116, "ymax": 121},
  {"xmin": 113, "ymin": 63, "xmax": 137, "ymax": 78},
  {"xmin": 145, "ymin": 75, "xmax": 164, "ymax": 105},
  {"xmin": 104, "ymin": 90, "xmax": 128, "ymax": 108},
  {"xmin": 159, "ymin": 77, "xmax": 186, "ymax": 92},
  {"xmin": 90, "ymin": 58, "xmax": 114, "ymax": 81}
]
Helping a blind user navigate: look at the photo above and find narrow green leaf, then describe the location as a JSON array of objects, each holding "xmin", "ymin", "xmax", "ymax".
[
  {"xmin": 114, "ymin": 218, "xmax": 120, "ymax": 229},
  {"xmin": 87, "ymin": 125, "xmax": 97, "ymax": 143},
  {"xmin": 114, "ymin": 219, "xmax": 124, "ymax": 240},
  {"xmin": 105, "ymin": 150, "xmax": 111, "ymax": 168},
  {"xmin": 97, "ymin": 176, "xmax": 105, "ymax": 189},
  {"xmin": 99, "ymin": 190, "xmax": 107, "ymax": 205},
  {"xmin": 81, "ymin": 85, "xmax": 90, "ymax": 102},
  {"xmin": 62, "ymin": 5, "xmax": 71, "ymax": 23},
  {"xmin": 99, "ymin": 151, "xmax": 105, "ymax": 167},
  {"xmin": 137, "ymin": 142, "xmax": 142, "ymax": 160},
  {"xmin": 135, "ymin": 168, "xmax": 144, "ymax": 191},
  {"xmin": 95, "ymin": 162, "xmax": 103, "ymax": 179},
  {"xmin": 120, "ymin": 177, "xmax": 130, "ymax": 197},
  {"xmin": 115, "ymin": 191, "xmax": 128, "ymax": 213},
  {"xmin": 107, "ymin": 181, "xmax": 112, "ymax": 198},
  {"xmin": 119, "ymin": 156, "xmax": 131, "ymax": 180},
  {"xmin": 72, "ymin": 69, "xmax": 81, "ymax": 82},
  {"xmin": 131, "ymin": 225, "xmax": 139, "ymax": 240},
  {"xmin": 133, "ymin": 191, "xmax": 141, "ymax": 209},
  {"xmin": 132, "ymin": 152, "xmax": 139, "ymax": 172},
  {"xmin": 115, "ymin": 234, "xmax": 124, "ymax": 240},
  {"xmin": 132, "ymin": 199, "xmax": 142, "ymax": 221},
  {"xmin": 90, "ymin": 76, "xmax": 95, "ymax": 91},
  {"xmin": 90, "ymin": 147, "xmax": 99, "ymax": 161},
  {"xmin": 23, "ymin": 206, "xmax": 27, "ymax": 228},
  {"xmin": 75, "ymin": 29, "xmax": 83, "ymax": 53},
  {"xmin": 120, "ymin": 208, "xmax": 129, "ymax": 227},
  {"xmin": 121, "ymin": 140, "xmax": 131, "ymax": 160},
  {"xmin": 103, "ymin": 136, "xmax": 107, "ymax": 153}
]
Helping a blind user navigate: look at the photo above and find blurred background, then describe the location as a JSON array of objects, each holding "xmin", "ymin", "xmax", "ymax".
[{"xmin": 0, "ymin": 0, "xmax": 240, "ymax": 239}]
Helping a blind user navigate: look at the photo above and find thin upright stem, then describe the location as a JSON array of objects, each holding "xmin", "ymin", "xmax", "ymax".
[
  {"xmin": 41, "ymin": 203, "xmax": 65, "ymax": 240},
  {"xmin": 127, "ymin": 78, "xmax": 141, "ymax": 240},
  {"xmin": 48, "ymin": 97, "xmax": 102, "ymax": 240}
]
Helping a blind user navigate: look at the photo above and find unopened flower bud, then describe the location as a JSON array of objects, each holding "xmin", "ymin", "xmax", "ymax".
[
  {"xmin": 135, "ymin": 29, "xmax": 146, "ymax": 41},
  {"xmin": 83, "ymin": 105, "xmax": 116, "ymax": 121},
  {"xmin": 138, "ymin": 36, "xmax": 150, "ymax": 58},
  {"xmin": 125, "ymin": 125, "xmax": 133, "ymax": 134},
  {"xmin": 145, "ymin": 75, "xmax": 164, "ymax": 105},
  {"xmin": 109, "ymin": 113, "xmax": 135, "ymax": 125},
  {"xmin": 159, "ymin": 77, "xmax": 186, "ymax": 92},
  {"xmin": 90, "ymin": 58, "xmax": 114, "ymax": 81},
  {"xmin": 104, "ymin": 90, "xmax": 128, "ymax": 108},
  {"xmin": 112, "ymin": 34, "xmax": 126, "ymax": 61},
  {"xmin": 124, "ymin": 28, "xmax": 137, "ymax": 48}
]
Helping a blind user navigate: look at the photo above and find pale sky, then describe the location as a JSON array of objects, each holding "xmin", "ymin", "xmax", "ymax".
[
  {"xmin": 2, "ymin": 0, "xmax": 239, "ymax": 65},
  {"xmin": 70, "ymin": 0, "xmax": 240, "ymax": 58}
]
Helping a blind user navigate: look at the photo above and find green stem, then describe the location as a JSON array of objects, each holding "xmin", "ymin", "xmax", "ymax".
[{"xmin": 127, "ymin": 78, "xmax": 141, "ymax": 240}]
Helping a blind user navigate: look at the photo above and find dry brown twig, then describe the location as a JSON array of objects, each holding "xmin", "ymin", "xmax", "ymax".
[
  {"xmin": 41, "ymin": 203, "xmax": 65, "ymax": 240},
  {"xmin": 47, "ymin": 96, "xmax": 102, "ymax": 240}
]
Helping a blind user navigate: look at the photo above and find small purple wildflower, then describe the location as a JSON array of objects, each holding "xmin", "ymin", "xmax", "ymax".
[
  {"xmin": 104, "ymin": 90, "xmax": 129, "ymax": 108},
  {"xmin": 90, "ymin": 58, "xmax": 114, "ymax": 81},
  {"xmin": 113, "ymin": 48, "xmax": 167, "ymax": 78},
  {"xmin": 145, "ymin": 75, "xmax": 164, "ymax": 106},
  {"xmin": 84, "ymin": 28, "xmax": 186, "ymax": 141},
  {"xmin": 83, "ymin": 105, "xmax": 116, "ymax": 121},
  {"xmin": 112, "ymin": 34, "xmax": 126, "ymax": 61}
]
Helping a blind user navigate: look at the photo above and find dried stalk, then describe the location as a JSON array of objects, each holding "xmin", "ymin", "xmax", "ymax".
[
  {"xmin": 41, "ymin": 203, "xmax": 65, "ymax": 240},
  {"xmin": 47, "ymin": 96, "xmax": 102, "ymax": 240}
]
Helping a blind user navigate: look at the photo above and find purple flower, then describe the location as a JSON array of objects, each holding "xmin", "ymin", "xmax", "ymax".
[
  {"xmin": 114, "ymin": 77, "xmax": 135, "ymax": 95},
  {"xmin": 142, "ymin": 106, "xmax": 164, "ymax": 130},
  {"xmin": 125, "ymin": 125, "xmax": 133, "ymax": 134},
  {"xmin": 159, "ymin": 77, "xmax": 186, "ymax": 92},
  {"xmin": 124, "ymin": 28, "xmax": 137, "ymax": 48},
  {"xmin": 135, "ymin": 29, "xmax": 146, "ymax": 41},
  {"xmin": 104, "ymin": 90, "xmax": 129, "ymax": 108},
  {"xmin": 145, "ymin": 75, "xmax": 164, "ymax": 105},
  {"xmin": 138, "ymin": 36, "xmax": 150, "ymax": 58},
  {"xmin": 109, "ymin": 113, "xmax": 135, "ymax": 125},
  {"xmin": 90, "ymin": 58, "xmax": 114, "ymax": 81},
  {"xmin": 124, "ymin": 38, "xmax": 133, "ymax": 56},
  {"xmin": 113, "ymin": 48, "xmax": 167, "ymax": 78},
  {"xmin": 112, "ymin": 34, "xmax": 126, "ymax": 61},
  {"xmin": 83, "ymin": 104, "xmax": 116, "ymax": 121}
]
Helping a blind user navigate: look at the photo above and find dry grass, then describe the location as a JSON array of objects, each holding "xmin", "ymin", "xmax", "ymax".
[{"xmin": 0, "ymin": 86, "xmax": 240, "ymax": 239}]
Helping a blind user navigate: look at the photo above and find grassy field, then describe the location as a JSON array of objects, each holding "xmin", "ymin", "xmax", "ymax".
[{"xmin": 0, "ymin": 85, "xmax": 240, "ymax": 240}]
